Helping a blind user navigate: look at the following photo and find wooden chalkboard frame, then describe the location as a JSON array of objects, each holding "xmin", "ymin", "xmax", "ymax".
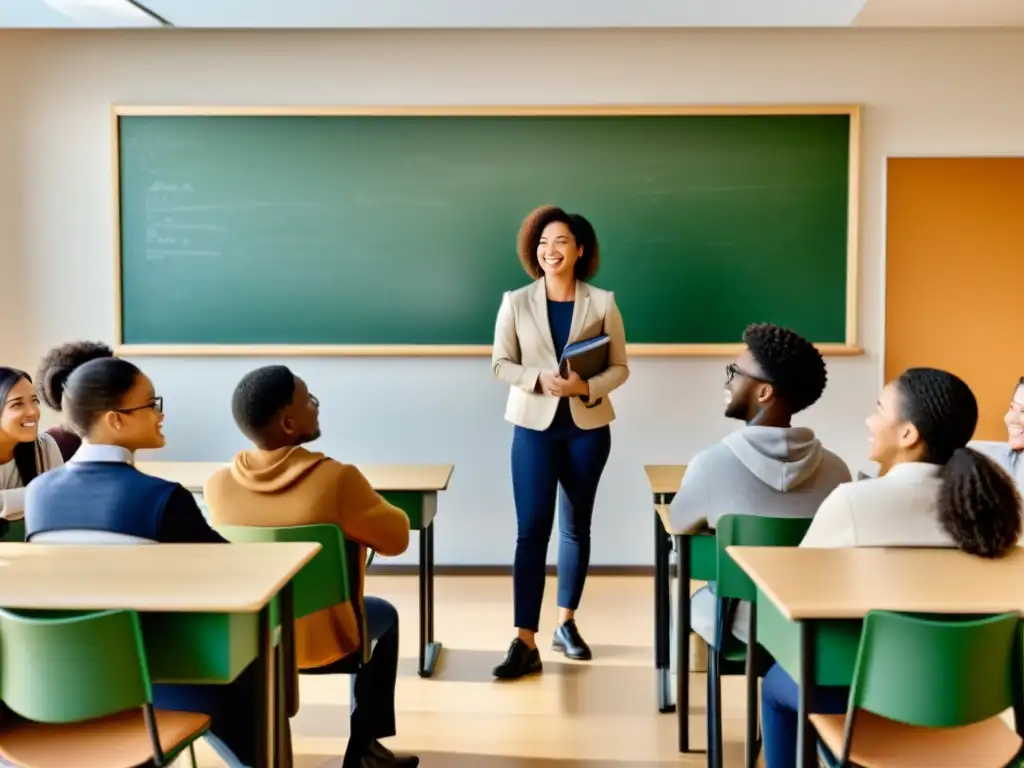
[{"xmin": 111, "ymin": 104, "xmax": 863, "ymax": 357}]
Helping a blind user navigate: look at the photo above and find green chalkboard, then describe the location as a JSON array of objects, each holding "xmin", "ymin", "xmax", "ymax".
[{"xmin": 116, "ymin": 110, "xmax": 856, "ymax": 351}]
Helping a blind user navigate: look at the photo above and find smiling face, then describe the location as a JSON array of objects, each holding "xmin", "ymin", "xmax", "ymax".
[
  {"xmin": 88, "ymin": 373, "xmax": 166, "ymax": 452},
  {"xmin": 0, "ymin": 377, "xmax": 41, "ymax": 445},
  {"xmin": 536, "ymin": 220, "xmax": 582, "ymax": 280},
  {"xmin": 723, "ymin": 347, "xmax": 774, "ymax": 422},
  {"xmin": 1007, "ymin": 382, "xmax": 1024, "ymax": 451},
  {"xmin": 866, "ymin": 381, "xmax": 924, "ymax": 471}
]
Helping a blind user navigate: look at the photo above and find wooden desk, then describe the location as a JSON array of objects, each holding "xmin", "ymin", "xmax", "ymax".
[
  {"xmin": 0, "ymin": 542, "xmax": 319, "ymax": 768},
  {"xmin": 728, "ymin": 546, "xmax": 1024, "ymax": 768},
  {"xmin": 136, "ymin": 460, "xmax": 453, "ymax": 677}
]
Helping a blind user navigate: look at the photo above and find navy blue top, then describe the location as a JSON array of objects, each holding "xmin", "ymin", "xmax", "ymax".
[
  {"xmin": 547, "ymin": 299, "xmax": 575, "ymax": 429},
  {"xmin": 25, "ymin": 462, "xmax": 225, "ymax": 544}
]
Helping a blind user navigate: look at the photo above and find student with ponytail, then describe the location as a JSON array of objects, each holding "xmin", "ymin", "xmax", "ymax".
[
  {"xmin": 760, "ymin": 367, "xmax": 1022, "ymax": 768},
  {"xmin": 0, "ymin": 368, "xmax": 63, "ymax": 525},
  {"xmin": 35, "ymin": 340, "xmax": 114, "ymax": 461}
]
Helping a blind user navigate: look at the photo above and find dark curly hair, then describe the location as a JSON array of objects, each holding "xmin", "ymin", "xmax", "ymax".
[
  {"xmin": 742, "ymin": 323, "xmax": 827, "ymax": 414},
  {"xmin": 231, "ymin": 365, "xmax": 296, "ymax": 440},
  {"xmin": 895, "ymin": 367, "xmax": 1021, "ymax": 558},
  {"xmin": 516, "ymin": 205, "xmax": 599, "ymax": 281},
  {"xmin": 35, "ymin": 340, "xmax": 114, "ymax": 412}
]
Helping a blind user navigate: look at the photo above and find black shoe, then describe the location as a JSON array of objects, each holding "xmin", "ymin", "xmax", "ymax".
[
  {"xmin": 493, "ymin": 638, "xmax": 543, "ymax": 679},
  {"xmin": 552, "ymin": 619, "xmax": 592, "ymax": 661},
  {"xmin": 367, "ymin": 740, "xmax": 419, "ymax": 766},
  {"xmin": 343, "ymin": 739, "xmax": 419, "ymax": 767}
]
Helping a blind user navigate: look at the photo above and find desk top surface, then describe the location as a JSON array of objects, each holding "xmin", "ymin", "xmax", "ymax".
[
  {"xmin": 644, "ymin": 464, "xmax": 687, "ymax": 495},
  {"xmin": 728, "ymin": 545, "xmax": 1024, "ymax": 621},
  {"xmin": 136, "ymin": 461, "xmax": 454, "ymax": 493},
  {"xmin": 0, "ymin": 542, "xmax": 319, "ymax": 612}
]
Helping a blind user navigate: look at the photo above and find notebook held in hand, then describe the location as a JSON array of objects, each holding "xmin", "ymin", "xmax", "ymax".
[{"xmin": 559, "ymin": 334, "xmax": 610, "ymax": 380}]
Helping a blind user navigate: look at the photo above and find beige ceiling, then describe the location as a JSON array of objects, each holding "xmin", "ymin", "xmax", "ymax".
[{"xmin": 4, "ymin": 0, "xmax": 1024, "ymax": 28}]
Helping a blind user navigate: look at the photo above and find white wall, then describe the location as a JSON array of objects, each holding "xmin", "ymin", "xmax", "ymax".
[{"xmin": 3, "ymin": 28, "xmax": 1024, "ymax": 566}]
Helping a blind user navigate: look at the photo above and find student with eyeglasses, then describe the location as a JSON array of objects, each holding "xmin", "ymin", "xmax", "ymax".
[
  {"xmin": 22, "ymin": 357, "xmax": 281, "ymax": 766},
  {"xmin": 669, "ymin": 323, "xmax": 851, "ymax": 648}
]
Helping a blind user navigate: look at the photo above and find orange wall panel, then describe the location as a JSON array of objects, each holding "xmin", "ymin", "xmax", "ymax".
[{"xmin": 885, "ymin": 157, "xmax": 1024, "ymax": 440}]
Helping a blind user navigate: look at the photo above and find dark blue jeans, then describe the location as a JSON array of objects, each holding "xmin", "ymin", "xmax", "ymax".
[
  {"xmin": 511, "ymin": 420, "xmax": 611, "ymax": 632},
  {"xmin": 153, "ymin": 596, "xmax": 400, "ymax": 766},
  {"xmin": 762, "ymin": 662, "xmax": 849, "ymax": 768}
]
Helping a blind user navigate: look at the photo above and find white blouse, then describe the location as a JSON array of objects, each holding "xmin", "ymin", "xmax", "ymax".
[
  {"xmin": 0, "ymin": 433, "xmax": 64, "ymax": 520},
  {"xmin": 801, "ymin": 462, "xmax": 954, "ymax": 549}
]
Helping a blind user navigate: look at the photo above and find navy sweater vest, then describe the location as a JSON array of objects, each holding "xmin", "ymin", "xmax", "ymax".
[{"xmin": 26, "ymin": 462, "xmax": 178, "ymax": 541}]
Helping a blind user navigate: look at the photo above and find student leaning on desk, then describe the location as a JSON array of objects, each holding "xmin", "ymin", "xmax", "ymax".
[
  {"xmin": 491, "ymin": 205, "xmax": 629, "ymax": 680},
  {"xmin": 760, "ymin": 367, "xmax": 1023, "ymax": 768}
]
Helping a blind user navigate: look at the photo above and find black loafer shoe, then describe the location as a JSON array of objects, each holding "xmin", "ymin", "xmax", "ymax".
[
  {"xmin": 493, "ymin": 638, "xmax": 543, "ymax": 679},
  {"xmin": 552, "ymin": 619, "xmax": 592, "ymax": 661}
]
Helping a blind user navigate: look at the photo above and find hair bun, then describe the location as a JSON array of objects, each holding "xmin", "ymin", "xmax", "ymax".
[{"xmin": 42, "ymin": 365, "xmax": 74, "ymax": 412}]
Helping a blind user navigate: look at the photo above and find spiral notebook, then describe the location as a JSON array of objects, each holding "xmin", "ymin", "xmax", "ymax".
[{"xmin": 559, "ymin": 334, "xmax": 610, "ymax": 379}]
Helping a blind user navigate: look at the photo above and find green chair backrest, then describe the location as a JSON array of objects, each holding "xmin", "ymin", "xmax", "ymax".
[
  {"xmin": 715, "ymin": 514, "xmax": 814, "ymax": 602},
  {"xmin": 0, "ymin": 520, "xmax": 25, "ymax": 542},
  {"xmin": 216, "ymin": 524, "xmax": 350, "ymax": 620},
  {"xmin": 849, "ymin": 610, "xmax": 1021, "ymax": 728},
  {"xmin": 0, "ymin": 608, "xmax": 151, "ymax": 723}
]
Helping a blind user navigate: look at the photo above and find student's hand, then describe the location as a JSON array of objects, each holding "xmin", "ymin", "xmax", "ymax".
[{"xmin": 538, "ymin": 371, "xmax": 562, "ymax": 396}]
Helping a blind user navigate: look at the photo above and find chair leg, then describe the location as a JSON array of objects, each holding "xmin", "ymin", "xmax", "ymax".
[
  {"xmin": 189, "ymin": 742, "xmax": 197, "ymax": 768},
  {"xmin": 712, "ymin": 650, "xmax": 724, "ymax": 768},
  {"xmin": 706, "ymin": 644, "xmax": 725, "ymax": 768}
]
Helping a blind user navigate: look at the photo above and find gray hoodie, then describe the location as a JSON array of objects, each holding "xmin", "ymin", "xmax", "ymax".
[
  {"xmin": 669, "ymin": 425, "xmax": 852, "ymax": 534},
  {"xmin": 673, "ymin": 425, "xmax": 851, "ymax": 647}
]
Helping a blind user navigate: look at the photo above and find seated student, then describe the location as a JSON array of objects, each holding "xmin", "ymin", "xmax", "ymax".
[
  {"xmin": 0, "ymin": 367, "xmax": 64, "ymax": 525},
  {"xmin": 22, "ymin": 357, "xmax": 265, "ymax": 767},
  {"xmin": 670, "ymin": 324, "xmax": 851, "ymax": 646},
  {"xmin": 762, "ymin": 367, "xmax": 1022, "ymax": 768},
  {"xmin": 970, "ymin": 375, "xmax": 1023, "ymax": 490},
  {"xmin": 203, "ymin": 365, "xmax": 417, "ymax": 768},
  {"xmin": 35, "ymin": 340, "xmax": 114, "ymax": 461}
]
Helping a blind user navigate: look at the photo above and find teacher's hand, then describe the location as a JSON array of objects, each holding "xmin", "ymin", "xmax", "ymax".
[{"xmin": 539, "ymin": 370, "xmax": 590, "ymax": 398}]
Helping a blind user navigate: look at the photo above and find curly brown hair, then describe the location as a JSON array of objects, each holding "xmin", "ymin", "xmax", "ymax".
[
  {"xmin": 516, "ymin": 205, "xmax": 600, "ymax": 281},
  {"xmin": 895, "ymin": 367, "xmax": 1022, "ymax": 558}
]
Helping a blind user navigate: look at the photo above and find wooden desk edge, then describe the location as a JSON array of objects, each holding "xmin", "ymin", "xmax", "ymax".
[
  {"xmin": 725, "ymin": 546, "xmax": 798, "ymax": 621},
  {"xmin": 240, "ymin": 541, "xmax": 322, "ymax": 612}
]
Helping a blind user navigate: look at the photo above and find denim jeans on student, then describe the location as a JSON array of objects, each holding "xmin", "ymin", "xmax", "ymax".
[
  {"xmin": 762, "ymin": 663, "xmax": 849, "ymax": 768},
  {"xmin": 511, "ymin": 419, "xmax": 611, "ymax": 632},
  {"xmin": 153, "ymin": 596, "xmax": 401, "ymax": 766}
]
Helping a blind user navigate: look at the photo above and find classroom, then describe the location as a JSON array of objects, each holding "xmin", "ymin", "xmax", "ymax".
[{"xmin": 0, "ymin": 1, "xmax": 1023, "ymax": 767}]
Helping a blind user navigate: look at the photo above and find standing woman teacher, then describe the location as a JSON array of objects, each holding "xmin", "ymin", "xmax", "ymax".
[{"xmin": 491, "ymin": 205, "xmax": 629, "ymax": 680}]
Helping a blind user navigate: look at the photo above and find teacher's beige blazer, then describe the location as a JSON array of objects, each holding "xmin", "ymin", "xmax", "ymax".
[{"xmin": 492, "ymin": 279, "xmax": 629, "ymax": 431}]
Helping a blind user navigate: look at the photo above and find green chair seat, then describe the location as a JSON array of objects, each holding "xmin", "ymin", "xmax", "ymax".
[{"xmin": 0, "ymin": 608, "xmax": 209, "ymax": 767}]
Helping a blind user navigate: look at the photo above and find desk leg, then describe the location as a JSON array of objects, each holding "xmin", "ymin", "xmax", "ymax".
[
  {"xmin": 745, "ymin": 602, "xmax": 758, "ymax": 768},
  {"xmin": 797, "ymin": 621, "xmax": 816, "ymax": 768},
  {"xmin": 674, "ymin": 533, "xmax": 696, "ymax": 753},
  {"xmin": 277, "ymin": 581, "xmax": 295, "ymax": 768},
  {"xmin": 654, "ymin": 504, "xmax": 673, "ymax": 714},
  {"xmin": 256, "ymin": 604, "xmax": 275, "ymax": 768},
  {"xmin": 418, "ymin": 522, "xmax": 442, "ymax": 677}
]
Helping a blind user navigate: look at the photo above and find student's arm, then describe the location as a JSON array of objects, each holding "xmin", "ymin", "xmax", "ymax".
[
  {"xmin": 336, "ymin": 465, "xmax": 410, "ymax": 556},
  {"xmin": 158, "ymin": 485, "xmax": 229, "ymax": 544},
  {"xmin": 0, "ymin": 488, "xmax": 26, "ymax": 521},
  {"xmin": 39, "ymin": 434, "xmax": 65, "ymax": 472},
  {"xmin": 492, "ymin": 292, "xmax": 542, "ymax": 394},
  {"xmin": 668, "ymin": 451, "xmax": 713, "ymax": 534},
  {"xmin": 581, "ymin": 293, "xmax": 629, "ymax": 402},
  {"xmin": 800, "ymin": 485, "xmax": 856, "ymax": 548}
]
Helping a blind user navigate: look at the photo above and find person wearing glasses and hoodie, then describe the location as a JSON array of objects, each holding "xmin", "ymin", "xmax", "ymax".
[{"xmin": 669, "ymin": 323, "xmax": 851, "ymax": 648}]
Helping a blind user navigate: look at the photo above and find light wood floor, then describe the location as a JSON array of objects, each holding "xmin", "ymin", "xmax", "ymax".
[{"xmin": 187, "ymin": 576, "xmax": 751, "ymax": 767}]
